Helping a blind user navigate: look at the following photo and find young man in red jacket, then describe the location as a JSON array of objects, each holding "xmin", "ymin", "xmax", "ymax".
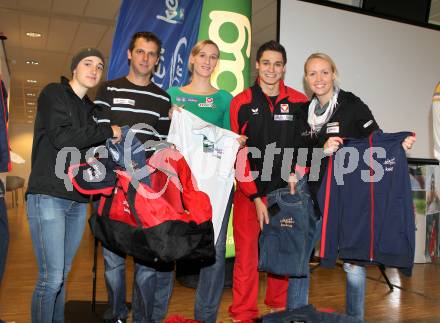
[{"xmin": 229, "ymin": 40, "xmax": 308, "ymax": 321}]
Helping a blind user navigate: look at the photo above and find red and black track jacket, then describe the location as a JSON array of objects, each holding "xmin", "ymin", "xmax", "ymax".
[{"xmin": 230, "ymin": 79, "xmax": 308, "ymax": 200}]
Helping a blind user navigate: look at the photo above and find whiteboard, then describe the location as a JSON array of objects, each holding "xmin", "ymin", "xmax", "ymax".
[{"xmin": 280, "ymin": 0, "xmax": 440, "ymax": 158}]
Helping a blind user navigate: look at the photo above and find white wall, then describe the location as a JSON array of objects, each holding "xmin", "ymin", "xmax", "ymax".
[{"xmin": 280, "ymin": 0, "xmax": 440, "ymax": 158}]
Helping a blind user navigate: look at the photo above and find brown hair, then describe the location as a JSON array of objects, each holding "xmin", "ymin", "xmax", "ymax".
[
  {"xmin": 256, "ymin": 40, "xmax": 287, "ymax": 65},
  {"xmin": 128, "ymin": 31, "xmax": 162, "ymax": 56}
]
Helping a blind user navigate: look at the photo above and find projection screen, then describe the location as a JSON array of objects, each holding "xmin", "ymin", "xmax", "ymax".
[{"xmin": 279, "ymin": 0, "xmax": 440, "ymax": 158}]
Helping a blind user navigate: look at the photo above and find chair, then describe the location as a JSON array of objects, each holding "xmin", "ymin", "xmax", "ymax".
[{"xmin": 6, "ymin": 176, "xmax": 25, "ymax": 208}]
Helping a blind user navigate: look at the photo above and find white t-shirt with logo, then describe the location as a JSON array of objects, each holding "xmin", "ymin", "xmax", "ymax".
[{"xmin": 167, "ymin": 109, "xmax": 240, "ymax": 243}]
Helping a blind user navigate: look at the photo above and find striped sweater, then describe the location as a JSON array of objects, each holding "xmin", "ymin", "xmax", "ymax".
[{"xmin": 94, "ymin": 77, "xmax": 171, "ymax": 156}]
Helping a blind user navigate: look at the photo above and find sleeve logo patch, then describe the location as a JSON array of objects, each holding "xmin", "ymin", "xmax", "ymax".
[{"xmin": 363, "ymin": 120, "xmax": 373, "ymax": 128}]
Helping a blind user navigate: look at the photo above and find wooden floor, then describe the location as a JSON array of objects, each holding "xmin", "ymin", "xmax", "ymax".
[{"xmin": 1, "ymin": 199, "xmax": 440, "ymax": 322}]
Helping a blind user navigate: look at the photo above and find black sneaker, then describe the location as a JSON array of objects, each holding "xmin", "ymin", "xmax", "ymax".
[{"xmin": 104, "ymin": 319, "xmax": 127, "ymax": 323}]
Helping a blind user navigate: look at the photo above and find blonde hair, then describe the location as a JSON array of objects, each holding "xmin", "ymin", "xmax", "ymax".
[
  {"xmin": 188, "ymin": 39, "xmax": 220, "ymax": 73},
  {"xmin": 304, "ymin": 52, "xmax": 340, "ymax": 84}
]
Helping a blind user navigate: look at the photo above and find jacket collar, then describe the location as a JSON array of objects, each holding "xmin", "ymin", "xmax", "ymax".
[
  {"xmin": 60, "ymin": 76, "xmax": 92, "ymax": 104},
  {"xmin": 254, "ymin": 78, "xmax": 289, "ymax": 103},
  {"xmin": 61, "ymin": 76, "xmax": 72, "ymax": 90}
]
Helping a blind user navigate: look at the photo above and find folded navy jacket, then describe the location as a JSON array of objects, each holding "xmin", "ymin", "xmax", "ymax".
[
  {"xmin": 107, "ymin": 125, "xmax": 150, "ymax": 184},
  {"xmin": 259, "ymin": 304, "xmax": 363, "ymax": 323}
]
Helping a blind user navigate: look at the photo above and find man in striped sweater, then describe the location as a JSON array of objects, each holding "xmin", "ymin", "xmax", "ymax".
[{"xmin": 94, "ymin": 31, "xmax": 172, "ymax": 323}]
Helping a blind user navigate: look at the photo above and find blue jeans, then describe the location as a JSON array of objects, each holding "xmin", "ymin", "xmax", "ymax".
[
  {"xmin": 103, "ymin": 247, "xmax": 174, "ymax": 322},
  {"xmin": 0, "ymin": 194, "xmax": 8, "ymax": 285},
  {"xmin": 286, "ymin": 217, "xmax": 322, "ymax": 310},
  {"xmin": 26, "ymin": 194, "xmax": 87, "ymax": 323},
  {"xmin": 344, "ymin": 263, "xmax": 366, "ymax": 320},
  {"xmin": 194, "ymin": 190, "xmax": 233, "ymax": 323},
  {"xmin": 285, "ymin": 178, "xmax": 322, "ymax": 310}
]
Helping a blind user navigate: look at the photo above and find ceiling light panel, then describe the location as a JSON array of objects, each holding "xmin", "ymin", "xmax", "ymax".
[{"xmin": 26, "ymin": 32, "xmax": 42, "ymax": 38}]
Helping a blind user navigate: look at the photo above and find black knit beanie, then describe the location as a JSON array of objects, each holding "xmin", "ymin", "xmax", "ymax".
[{"xmin": 70, "ymin": 47, "xmax": 105, "ymax": 72}]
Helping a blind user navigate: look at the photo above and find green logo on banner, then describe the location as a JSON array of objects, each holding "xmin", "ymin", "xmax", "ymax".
[{"xmin": 198, "ymin": 0, "xmax": 252, "ymax": 96}]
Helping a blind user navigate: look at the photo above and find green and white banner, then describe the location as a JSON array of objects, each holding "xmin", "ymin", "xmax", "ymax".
[
  {"xmin": 197, "ymin": 0, "xmax": 252, "ymax": 96},
  {"xmin": 198, "ymin": 0, "xmax": 252, "ymax": 258}
]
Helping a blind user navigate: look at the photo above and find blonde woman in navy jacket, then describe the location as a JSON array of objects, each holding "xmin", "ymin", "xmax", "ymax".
[{"xmin": 296, "ymin": 52, "xmax": 415, "ymax": 320}]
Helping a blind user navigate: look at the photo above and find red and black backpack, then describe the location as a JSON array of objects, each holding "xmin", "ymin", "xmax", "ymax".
[{"xmin": 69, "ymin": 148, "xmax": 215, "ymax": 265}]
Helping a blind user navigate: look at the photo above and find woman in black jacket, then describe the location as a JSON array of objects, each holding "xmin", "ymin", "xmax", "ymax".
[
  {"xmin": 26, "ymin": 48, "xmax": 121, "ymax": 323},
  {"xmin": 293, "ymin": 52, "xmax": 415, "ymax": 320}
]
